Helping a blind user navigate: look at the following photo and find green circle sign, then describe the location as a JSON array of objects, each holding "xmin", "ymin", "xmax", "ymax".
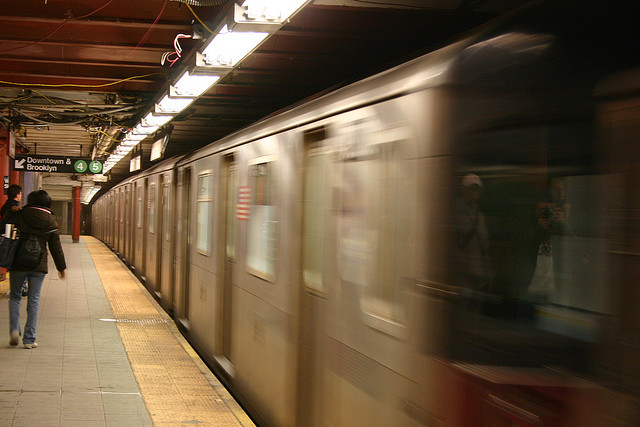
[
  {"xmin": 74, "ymin": 160, "xmax": 88, "ymax": 173},
  {"xmin": 89, "ymin": 161, "xmax": 103, "ymax": 174}
]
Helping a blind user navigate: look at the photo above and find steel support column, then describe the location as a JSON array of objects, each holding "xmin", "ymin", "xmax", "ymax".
[{"xmin": 73, "ymin": 186, "xmax": 81, "ymax": 243}]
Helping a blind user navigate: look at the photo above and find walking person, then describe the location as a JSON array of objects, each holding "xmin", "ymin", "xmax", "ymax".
[
  {"xmin": 1, "ymin": 184, "xmax": 23, "ymax": 282},
  {"xmin": 8, "ymin": 190, "xmax": 66, "ymax": 349}
]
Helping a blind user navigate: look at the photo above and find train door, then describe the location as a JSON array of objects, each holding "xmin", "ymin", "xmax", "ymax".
[
  {"xmin": 107, "ymin": 193, "xmax": 113, "ymax": 246},
  {"xmin": 115, "ymin": 189, "xmax": 121, "ymax": 254},
  {"xmin": 118, "ymin": 188, "xmax": 125, "ymax": 255},
  {"xmin": 327, "ymin": 117, "xmax": 420, "ymax": 426},
  {"xmin": 155, "ymin": 174, "xmax": 165, "ymax": 299},
  {"xmin": 145, "ymin": 180, "xmax": 158, "ymax": 293},
  {"xmin": 125, "ymin": 185, "xmax": 133, "ymax": 263},
  {"xmin": 159, "ymin": 172, "xmax": 174, "ymax": 310},
  {"xmin": 296, "ymin": 126, "xmax": 332, "ymax": 426},
  {"xmin": 177, "ymin": 167, "xmax": 192, "ymax": 327},
  {"xmin": 110, "ymin": 193, "xmax": 116, "ymax": 246},
  {"xmin": 216, "ymin": 155, "xmax": 237, "ymax": 374},
  {"xmin": 120, "ymin": 188, "xmax": 126, "ymax": 256},
  {"xmin": 113, "ymin": 192, "xmax": 119, "ymax": 251},
  {"xmin": 133, "ymin": 179, "xmax": 147, "ymax": 275},
  {"xmin": 142, "ymin": 178, "xmax": 148, "ymax": 279}
]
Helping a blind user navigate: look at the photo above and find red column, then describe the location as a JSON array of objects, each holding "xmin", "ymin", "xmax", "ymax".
[
  {"xmin": 0, "ymin": 129, "xmax": 8, "ymax": 208},
  {"xmin": 0, "ymin": 130, "xmax": 9, "ymax": 281},
  {"xmin": 10, "ymin": 169, "xmax": 20, "ymax": 186},
  {"xmin": 72, "ymin": 186, "xmax": 82, "ymax": 243}
]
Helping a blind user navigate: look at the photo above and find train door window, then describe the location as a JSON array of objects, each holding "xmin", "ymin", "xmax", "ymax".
[
  {"xmin": 149, "ymin": 184, "xmax": 156, "ymax": 234},
  {"xmin": 303, "ymin": 127, "xmax": 330, "ymax": 293},
  {"xmin": 338, "ymin": 122, "xmax": 413, "ymax": 327},
  {"xmin": 247, "ymin": 155, "xmax": 277, "ymax": 280},
  {"xmin": 226, "ymin": 164, "xmax": 237, "ymax": 260},
  {"xmin": 136, "ymin": 185, "xmax": 143, "ymax": 228},
  {"xmin": 196, "ymin": 171, "xmax": 213, "ymax": 255}
]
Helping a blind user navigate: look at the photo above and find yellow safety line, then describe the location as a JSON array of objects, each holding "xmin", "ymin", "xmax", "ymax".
[{"xmin": 82, "ymin": 236, "xmax": 253, "ymax": 426}]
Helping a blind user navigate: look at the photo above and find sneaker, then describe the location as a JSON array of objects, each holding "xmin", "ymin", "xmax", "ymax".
[
  {"xmin": 21, "ymin": 283, "xmax": 28, "ymax": 297},
  {"xmin": 9, "ymin": 330, "xmax": 19, "ymax": 346},
  {"xmin": 23, "ymin": 342, "xmax": 38, "ymax": 349}
]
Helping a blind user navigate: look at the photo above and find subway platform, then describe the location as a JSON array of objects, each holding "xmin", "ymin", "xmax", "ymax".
[{"xmin": 0, "ymin": 235, "xmax": 254, "ymax": 427}]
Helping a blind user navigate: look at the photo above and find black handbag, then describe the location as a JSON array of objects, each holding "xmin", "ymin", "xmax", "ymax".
[{"xmin": 0, "ymin": 235, "xmax": 18, "ymax": 269}]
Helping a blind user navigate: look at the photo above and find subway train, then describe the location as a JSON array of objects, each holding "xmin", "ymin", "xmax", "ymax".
[{"xmin": 92, "ymin": 1, "xmax": 640, "ymax": 425}]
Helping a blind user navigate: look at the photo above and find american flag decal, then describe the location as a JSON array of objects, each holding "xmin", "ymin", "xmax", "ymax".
[{"xmin": 236, "ymin": 186, "xmax": 251, "ymax": 221}]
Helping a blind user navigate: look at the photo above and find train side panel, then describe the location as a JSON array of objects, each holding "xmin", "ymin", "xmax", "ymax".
[{"xmin": 228, "ymin": 133, "xmax": 301, "ymax": 427}]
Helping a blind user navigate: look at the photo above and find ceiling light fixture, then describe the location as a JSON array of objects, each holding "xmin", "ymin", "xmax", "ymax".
[
  {"xmin": 105, "ymin": 0, "xmax": 311, "ymax": 174},
  {"xmin": 171, "ymin": 70, "xmax": 221, "ymax": 97}
]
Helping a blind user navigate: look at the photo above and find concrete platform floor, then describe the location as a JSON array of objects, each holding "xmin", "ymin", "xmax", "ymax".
[{"xmin": 0, "ymin": 235, "xmax": 254, "ymax": 427}]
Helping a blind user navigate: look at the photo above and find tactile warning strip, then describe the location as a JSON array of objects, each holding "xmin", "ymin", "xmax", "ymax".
[{"xmin": 83, "ymin": 236, "xmax": 254, "ymax": 427}]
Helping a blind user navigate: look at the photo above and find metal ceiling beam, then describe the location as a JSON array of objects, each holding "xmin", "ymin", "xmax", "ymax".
[
  {"xmin": 1, "ymin": 56, "xmax": 162, "ymax": 71},
  {"xmin": 0, "ymin": 15, "xmax": 194, "ymax": 31},
  {"xmin": 0, "ymin": 71, "xmax": 162, "ymax": 92}
]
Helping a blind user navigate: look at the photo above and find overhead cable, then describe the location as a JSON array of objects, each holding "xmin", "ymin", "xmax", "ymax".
[
  {"xmin": 0, "ymin": 73, "xmax": 167, "ymax": 89},
  {"xmin": 127, "ymin": 0, "xmax": 170, "ymax": 58},
  {"xmin": 184, "ymin": 2, "xmax": 215, "ymax": 34}
]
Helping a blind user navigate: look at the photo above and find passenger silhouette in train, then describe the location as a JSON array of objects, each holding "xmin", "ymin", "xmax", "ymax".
[
  {"xmin": 527, "ymin": 177, "xmax": 571, "ymax": 303},
  {"xmin": 454, "ymin": 174, "xmax": 493, "ymax": 308}
]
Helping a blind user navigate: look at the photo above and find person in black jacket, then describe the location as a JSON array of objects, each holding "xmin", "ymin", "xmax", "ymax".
[
  {"xmin": 0, "ymin": 184, "xmax": 22, "ymax": 220},
  {"xmin": 8, "ymin": 190, "xmax": 66, "ymax": 349},
  {"xmin": 0, "ymin": 184, "xmax": 22, "ymax": 282}
]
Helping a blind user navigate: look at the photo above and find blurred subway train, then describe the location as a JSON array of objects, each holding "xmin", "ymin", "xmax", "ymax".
[{"xmin": 92, "ymin": 1, "xmax": 640, "ymax": 425}]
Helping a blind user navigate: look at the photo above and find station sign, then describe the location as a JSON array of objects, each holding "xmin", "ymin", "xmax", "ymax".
[{"xmin": 13, "ymin": 155, "xmax": 103, "ymax": 174}]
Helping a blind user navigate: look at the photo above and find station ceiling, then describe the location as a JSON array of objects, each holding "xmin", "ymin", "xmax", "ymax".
[{"xmin": 0, "ymin": 0, "xmax": 529, "ymax": 201}]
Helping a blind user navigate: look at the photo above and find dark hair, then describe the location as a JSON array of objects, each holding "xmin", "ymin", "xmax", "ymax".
[
  {"xmin": 27, "ymin": 190, "xmax": 52, "ymax": 208},
  {"xmin": 7, "ymin": 184, "xmax": 22, "ymax": 200}
]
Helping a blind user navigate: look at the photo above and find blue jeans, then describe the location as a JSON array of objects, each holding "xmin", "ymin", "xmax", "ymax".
[{"xmin": 9, "ymin": 271, "xmax": 46, "ymax": 345}]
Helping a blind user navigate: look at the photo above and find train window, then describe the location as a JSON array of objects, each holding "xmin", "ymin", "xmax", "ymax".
[
  {"xmin": 247, "ymin": 156, "xmax": 277, "ymax": 280},
  {"xmin": 149, "ymin": 184, "xmax": 156, "ymax": 234},
  {"xmin": 303, "ymin": 136, "xmax": 331, "ymax": 293},
  {"xmin": 196, "ymin": 171, "xmax": 213, "ymax": 255},
  {"xmin": 226, "ymin": 165, "xmax": 237, "ymax": 260},
  {"xmin": 338, "ymin": 123, "xmax": 413, "ymax": 326},
  {"xmin": 450, "ymin": 120, "xmax": 609, "ymax": 372},
  {"xmin": 136, "ymin": 185, "xmax": 143, "ymax": 229}
]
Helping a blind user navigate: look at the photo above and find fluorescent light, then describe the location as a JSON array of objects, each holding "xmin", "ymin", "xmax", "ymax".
[
  {"xmin": 123, "ymin": 132, "xmax": 147, "ymax": 142},
  {"xmin": 115, "ymin": 146, "xmax": 133, "ymax": 155},
  {"xmin": 142, "ymin": 112, "xmax": 173, "ymax": 127},
  {"xmin": 156, "ymin": 94, "xmax": 195, "ymax": 114},
  {"xmin": 240, "ymin": 0, "xmax": 308, "ymax": 22},
  {"xmin": 82, "ymin": 186, "xmax": 101, "ymax": 204},
  {"xmin": 172, "ymin": 71, "xmax": 220, "ymax": 97},
  {"xmin": 132, "ymin": 123, "xmax": 159, "ymax": 135},
  {"xmin": 201, "ymin": 25, "xmax": 268, "ymax": 67}
]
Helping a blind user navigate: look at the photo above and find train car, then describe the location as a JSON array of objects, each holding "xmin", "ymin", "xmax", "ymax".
[{"xmin": 93, "ymin": 1, "xmax": 640, "ymax": 425}]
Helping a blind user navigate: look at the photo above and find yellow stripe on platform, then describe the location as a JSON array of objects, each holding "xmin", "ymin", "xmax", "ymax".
[{"xmin": 83, "ymin": 236, "xmax": 253, "ymax": 427}]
